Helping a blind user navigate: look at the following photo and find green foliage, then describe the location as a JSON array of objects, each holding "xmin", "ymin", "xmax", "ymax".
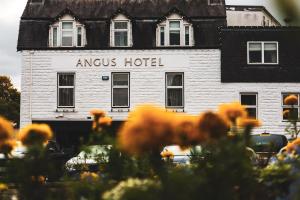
[{"xmin": 0, "ymin": 76, "xmax": 20, "ymax": 127}]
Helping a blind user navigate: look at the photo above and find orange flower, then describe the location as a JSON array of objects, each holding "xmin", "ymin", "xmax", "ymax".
[
  {"xmin": 0, "ymin": 117, "xmax": 14, "ymax": 141},
  {"xmin": 283, "ymin": 109, "xmax": 290, "ymax": 118},
  {"xmin": 0, "ymin": 139, "xmax": 16, "ymax": 155},
  {"xmin": 218, "ymin": 102, "xmax": 248, "ymax": 124},
  {"xmin": 197, "ymin": 112, "xmax": 230, "ymax": 141},
  {"xmin": 80, "ymin": 172, "xmax": 99, "ymax": 182},
  {"xmin": 99, "ymin": 117, "xmax": 113, "ymax": 127},
  {"xmin": 118, "ymin": 105, "xmax": 173, "ymax": 155},
  {"xmin": 284, "ymin": 95, "xmax": 298, "ymax": 105},
  {"xmin": 90, "ymin": 109, "xmax": 106, "ymax": 118},
  {"xmin": 161, "ymin": 150, "xmax": 174, "ymax": 159},
  {"xmin": 31, "ymin": 176, "xmax": 46, "ymax": 184},
  {"xmin": 237, "ymin": 118, "xmax": 261, "ymax": 128},
  {"xmin": 19, "ymin": 124, "xmax": 53, "ymax": 146}
]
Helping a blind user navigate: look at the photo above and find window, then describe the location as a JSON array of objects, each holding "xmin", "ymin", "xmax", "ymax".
[
  {"xmin": 248, "ymin": 42, "xmax": 278, "ymax": 64},
  {"xmin": 157, "ymin": 14, "xmax": 193, "ymax": 47},
  {"xmin": 49, "ymin": 15, "xmax": 86, "ymax": 47},
  {"xmin": 58, "ymin": 73, "xmax": 75, "ymax": 108},
  {"xmin": 240, "ymin": 93, "xmax": 258, "ymax": 119},
  {"xmin": 166, "ymin": 73, "xmax": 184, "ymax": 108},
  {"xmin": 110, "ymin": 15, "xmax": 132, "ymax": 47},
  {"xmin": 208, "ymin": 0, "xmax": 222, "ymax": 5},
  {"xmin": 112, "ymin": 73, "xmax": 130, "ymax": 108},
  {"xmin": 282, "ymin": 93, "xmax": 300, "ymax": 120}
]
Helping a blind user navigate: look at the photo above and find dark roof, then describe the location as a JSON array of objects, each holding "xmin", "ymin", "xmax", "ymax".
[
  {"xmin": 17, "ymin": 0, "xmax": 227, "ymax": 50},
  {"xmin": 22, "ymin": 0, "xmax": 226, "ymax": 19},
  {"xmin": 220, "ymin": 26, "xmax": 300, "ymax": 83},
  {"xmin": 226, "ymin": 5, "xmax": 281, "ymax": 26}
]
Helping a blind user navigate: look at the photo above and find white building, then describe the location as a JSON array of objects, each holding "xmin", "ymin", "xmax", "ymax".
[{"xmin": 18, "ymin": 0, "xmax": 300, "ymax": 147}]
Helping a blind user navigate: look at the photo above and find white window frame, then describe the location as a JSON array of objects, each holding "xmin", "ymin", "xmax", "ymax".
[
  {"xmin": 240, "ymin": 93, "xmax": 258, "ymax": 119},
  {"xmin": 208, "ymin": 0, "xmax": 223, "ymax": 5},
  {"xmin": 247, "ymin": 41, "xmax": 279, "ymax": 65},
  {"xmin": 157, "ymin": 18, "xmax": 193, "ymax": 47},
  {"xmin": 49, "ymin": 17, "xmax": 86, "ymax": 47},
  {"xmin": 57, "ymin": 73, "xmax": 75, "ymax": 108},
  {"xmin": 166, "ymin": 72, "xmax": 184, "ymax": 108},
  {"xmin": 112, "ymin": 73, "xmax": 130, "ymax": 108},
  {"xmin": 282, "ymin": 93, "xmax": 300, "ymax": 121},
  {"xmin": 110, "ymin": 18, "xmax": 132, "ymax": 47}
]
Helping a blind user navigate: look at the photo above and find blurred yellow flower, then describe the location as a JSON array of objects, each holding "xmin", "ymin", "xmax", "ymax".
[
  {"xmin": 0, "ymin": 117, "xmax": 14, "ymax": 141},
  {"xmin": 99, "ymin": 117, "xmax": 113, "ymax": 126},
  {"xmin": 0, "ymin": 139, "xmax": 16, "ymax": 155},
  {"xmin": 0, "ymin": 183, "xmax": 8, "ymax": 191},
  {"xmin": 218, "ymin": 102, "xmax": 247, "ymax": 124},
  {"xmin": 237, "ymin": 118, "xmax": 261, "ymax": 128},
  {"xmin": 118, "ymin": 105, "xmax": 173, "ymax": 155},
  {"xmin": 90, "ymin": 109, "xmax": 106, "ymax": 118},
  {"xmin": 284, "ymin": 95, "xmax": 298, "ymax": 105},
  {"xmin": 80, "ymin": 171, "xmax": 99, "ymax": 182},
  {"xmin": 19, "ymin": 124, "xmax": 53, "ymax": 146},
  {"xmin": 160, "ymin": 150, "xmax": 174, "ymax": 159},
  {"xmin": 197, "ymin": 112, "xmax": 230, "ymax": 141}
]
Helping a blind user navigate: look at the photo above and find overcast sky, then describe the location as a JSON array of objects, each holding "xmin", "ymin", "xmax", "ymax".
[{"xmin": 0, "ymin": 0, "xmax": 284, "ymax": 90}]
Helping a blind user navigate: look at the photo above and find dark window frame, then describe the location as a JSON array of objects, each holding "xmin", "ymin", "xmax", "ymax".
[
  {"xmin": 165, "ymin": 72, "xmax": 184, "ymax": 108},
  {"xmin": 57, "ymin": 73, "xmax": 75, "ymax": 108},
  {"xmin": 111, "ymin": 72, "xmax": 130, "ymax": 108},
  {"xmin": 240, "ymin": 92, "xmax": 258, "ymax": 119}
]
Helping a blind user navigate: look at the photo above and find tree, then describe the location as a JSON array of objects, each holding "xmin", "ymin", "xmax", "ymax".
[{"xmin": 0, "ymin": 76, "xmax": 20, "ymax": 127}]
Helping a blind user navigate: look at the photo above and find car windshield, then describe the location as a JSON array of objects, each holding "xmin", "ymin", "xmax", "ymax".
[
  {"xmin": 250, "ymin": 134, "xmax": 288, "ymax": 153},
  {"xmin": 77, "ymin": 145, "xmax": 111, "ymax": 159}
]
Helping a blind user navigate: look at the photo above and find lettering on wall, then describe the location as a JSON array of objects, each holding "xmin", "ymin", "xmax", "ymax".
[{"xmin": 76, "ymin": 57, "xmax": 164, "ymax": 68}]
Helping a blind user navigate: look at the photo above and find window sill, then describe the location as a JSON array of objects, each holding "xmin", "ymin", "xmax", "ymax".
[
  {"xmin": 111, "ymin": 108, "xmax": 130, "ymax": 112},
  {"xmin": 56, "ymin": 108, "xmax": 76, "ymax": 113},
  {"xmin": 166, "ymin": 108, "xmax": 185, "ymax": 113}
]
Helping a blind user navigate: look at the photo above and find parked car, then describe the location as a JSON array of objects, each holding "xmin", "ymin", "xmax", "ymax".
[
  {"xmin": 249, "ymin": 133, "xmax": 288, "ymax": 167},
  {"xmin": 65, "ymin": 145, "xmax": 111, "ymax": 174}
]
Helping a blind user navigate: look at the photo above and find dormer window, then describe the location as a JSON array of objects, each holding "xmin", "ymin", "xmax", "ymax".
[
  {"xmin": 157, "ymin": 14, "xmax": 194, "ymax": 47},
  {"xmin": 110, "ymin": 14, "xmax": 132, "ymax": 47},
  {"xmin": 49, "ymin": 14, "xmax": 86, "ymax": 47}
]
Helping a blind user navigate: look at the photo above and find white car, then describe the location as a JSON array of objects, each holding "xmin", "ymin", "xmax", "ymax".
[
  {"xmin": 65, "ymin": 145, "xmax": 111, "ymax": 172},
  {"xmin": 161, "ymin": 145, "xmax": 202, "ymax": 165}
]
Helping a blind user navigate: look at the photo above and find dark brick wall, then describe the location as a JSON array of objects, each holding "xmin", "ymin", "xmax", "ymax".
[{"xmin": 221, "ymin": 27, "xmax": 300, "ymax": 83}]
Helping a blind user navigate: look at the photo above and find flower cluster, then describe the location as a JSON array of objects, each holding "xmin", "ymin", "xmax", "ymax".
[
  {"xmin": 90, "ymin": 109, "xmax": 112, "ymax": 132},
  {"xmin": 284, "ymin": 95, "xmax": 298, "ymax": 105},
  {"xmin": 102, "ymin": 178, "xmax": 161, "ymax": 200},
  {"xmin": 19, "ymin": 124, "xmax": 53, "ymax": 146},
  {"xmin": 286, "ymin": 138, "xmax": 300, "ymax": 153},
  {"xmin": 80, "ymin": 171, "xmax": 100, "ymax": 182},
  {"xmin": 0, "ymin": 117, "xmax": 16, "ymax": 155},
  {"xmin": 160, "ymin": 149, "xmax": 174, "ymax": 159},
  {"xmin": 118, "ymin": 103, "xmax": 260, "ymax": 155}
]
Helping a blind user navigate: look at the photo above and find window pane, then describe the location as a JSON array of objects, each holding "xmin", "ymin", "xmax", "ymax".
[
  {"xmin": 185, "ymin": 26, "xmax": 190, "ymax": 45},
  {"xmin": 170, "ymin": 21, "xmax": 180, "ymax": 29},
  {"xmin": 77, "ymin": 27, "xmax": 82, "ymax": 46},
  {"xmin": 249, "ymin": 43, "xmax": 262, "ymax": 63},
  {"xmin": 62, "ymin": 22, "xmax": 73, "ymax": 29},
  {"xmin": 264, "ymin": 43, "xmax": 277, "ymax": 63},
  {"xmin": 167, "ymin": 89, "xmax": 183, "ymax": 107},
  {"xmin": 246, "ymin": 108, "xmax": 257, "ymax": 119},
  {"xmin": 59, "ymin": 74, "xmax": 74, "ymax": 86},
  {"xmin": 283, "ymin": 94, "xmax": 299, "ymax": 106},
  {"xmin": 170, "ymin": 30, "xmax": 180, "ymax": 45},
  {"xmin": 115, "ymin": 31, "xmax": 128, "ymax": 46},
  {"xmin": 53, "ymin": 27, "xmax": 58, "ymax": 47},
  {"xmin": 113, "ymin": 74, "xmax": 128, "ymax": 86},
  {"xmin": 62, "ymin": 31, "xmax": 73, "ymax": 46},
  {"xmin": 113, "ymin": 88, "xmax": 128, "ymax": 107},
  {"xmin": 167, "ymin": 74, "xmax": 183, "ymax": 86},
  {"xmin": 283, "ymin": 108, "xmax": 298, "ymax": 120},
  {"xmin": 241, "ymin": 94, "xmax": 256, "ymax": 106},
  {"xmin": 115, "ymin": 22, "xmax": 128, "ymax": 29},
  {"xmin": 59, "ymin": 88, "xmax": 74, "ymax": 107},
  {"xmin": 160, "ymin": 26, "xmax": 165, "ymax": 46}
]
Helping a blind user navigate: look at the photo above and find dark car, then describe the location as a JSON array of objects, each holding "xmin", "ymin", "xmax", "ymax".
[{"xmin": 249, "ymin": 133, "xmax": 288, "ymax": 167}]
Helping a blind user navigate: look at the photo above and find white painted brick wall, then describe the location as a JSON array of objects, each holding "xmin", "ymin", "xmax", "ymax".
[{"xmin": 20, "ymin": 49, "xmax": 300, "ymax": 136}]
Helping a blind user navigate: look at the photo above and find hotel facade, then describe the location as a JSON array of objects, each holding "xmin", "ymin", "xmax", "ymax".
[{"xmin": 18, "ymin": 0, "xmax": 300, "ymax": 146}]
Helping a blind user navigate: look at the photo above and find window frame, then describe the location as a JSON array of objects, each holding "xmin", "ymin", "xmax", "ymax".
[
  {"xmin": 61, "ymin": 21, "xmax": 74, "ymax": 47},
  {"xmin": 57, "ymin": 73, "xmax": 75, "ymax": 108},
  {"xmin": 111, "ymin": 20, "xmax": 132, "ymax": 47},
  {"xmin": 247, "ymin": 41, "xmax": 279, "ymax": 65},
  {"xmin": 282, "ymin": 93, "xmax": 300, "ymax": 121},
  {"xmin": 240, "ymin": 93, "xmax": 258, "ymax": 119},
  {"xmin": 165, "ymin": 72, "xmax": 184, "ymax": 109},
  {"xmin": 111, "ymin": 72, "xmax": 130, "ymax": 108}
]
